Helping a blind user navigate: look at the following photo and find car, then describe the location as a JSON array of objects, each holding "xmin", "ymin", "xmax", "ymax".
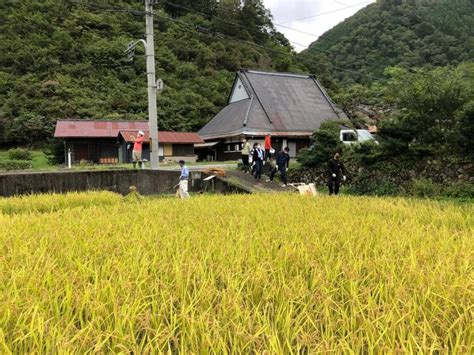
[{"xmin": 340, "ymin": 129, "xmax": 378, "ymax": 145}]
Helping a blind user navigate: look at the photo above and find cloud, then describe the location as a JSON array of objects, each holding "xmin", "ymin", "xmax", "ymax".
[
  {"xmin": 263, "ymin": 0, "xmax": 376, "ymax": 52},
  {"xmin": 265, "ymin": 0, "xmax": 322, "ymax": 24}
]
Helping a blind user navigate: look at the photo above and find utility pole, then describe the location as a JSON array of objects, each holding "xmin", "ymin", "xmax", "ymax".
[{"xmin": 145, "ymin": 0, "xmax": 159, "ymax": 169}]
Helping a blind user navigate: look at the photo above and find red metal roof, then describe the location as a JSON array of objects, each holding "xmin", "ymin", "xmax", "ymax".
[
  {"xmin": 54, "ymin": 120, "xmax": 203, "ymax": 144},
  {"xmin": 119, "ymin": 131, "xmax": 204, "ymax": 144},
  {"xmin": 54, "ymin": 120, "xmax": 149, "ymax": 138}
]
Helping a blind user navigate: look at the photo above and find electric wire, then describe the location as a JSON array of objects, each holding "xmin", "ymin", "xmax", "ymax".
[{"xmin": 65, "ymin": 0, "xmax": 388, "ymax": 82}]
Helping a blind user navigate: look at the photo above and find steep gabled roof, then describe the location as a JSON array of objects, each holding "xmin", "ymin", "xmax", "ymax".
[{"xmin": 199, "ymin": 70, "xmax": 346, "ymax": 139}]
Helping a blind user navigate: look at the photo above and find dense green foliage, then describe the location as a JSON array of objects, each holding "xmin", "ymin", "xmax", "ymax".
[
  {"xmin": 303, "ymin": 0, "xmax": 474, "ymax": 85},
  {"xmin": 7, "ymin": 147, "xmax": 32, "ymax": 161},
  {"xmin": 0, "ymin": 0, "xmax": 299, "ymax": 146},
  {"xmin": 293, "ymin": 64, "xmax": 474, "ymax": 197},
  {"xmin": 0, "ymin": 160, "xmax": 32, "ymax": 171},
  {"xmin": 296, "ymin": 120, "xmax": 345, "ymax": 168}
]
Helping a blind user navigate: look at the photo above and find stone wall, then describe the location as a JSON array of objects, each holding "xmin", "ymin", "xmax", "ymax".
[{"xmin": 0, "ymin": 170, "xmax": 205, "ymax": 197}]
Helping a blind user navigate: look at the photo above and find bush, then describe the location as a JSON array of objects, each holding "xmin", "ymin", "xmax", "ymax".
[
  {"xmin": 43, "ymin": 139, "xmax": 65, "ymax": 165},
  {"xmin": 8, "ymin": 148, "xmax": 32, "ymax": 160},
  {"xmin": 0, "ymin": 160, "xmax": 32, "ymax": 171},
  {"xmin": 443, "ymin": 183, "xmax": 474, "ymax": 199},
  {"xmin": 296, "ymin": 120, "xmax": 347, "ymax": 168},
  {"xmin": 410, "ymin": 179, "xmax": 443, "ymax": 198}
]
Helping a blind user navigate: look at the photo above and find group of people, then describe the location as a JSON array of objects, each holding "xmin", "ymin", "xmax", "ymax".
[
  {"xmin": 240, "ymin": 135, "xmax": 290, "ymax": 187},
  {"xmin": 241, "ymin": 136, "xmax": 347, "ymax": 194},
  {"xmin": 131, "ymin": 131, "xmax": 347, "ymax": 197}
]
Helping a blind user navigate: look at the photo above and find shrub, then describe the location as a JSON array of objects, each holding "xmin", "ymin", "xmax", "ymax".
[
  {"xmin": 43, "ymin": 139, "xmax": 65, "ymax": 165},
  {"xmin": 7, "ymin": 148, "xmax": 32, "ymax": 160},
  {"xmin": 443, "ymin": 182, "xmax": 474, "ymax": 199},
  {"xmin": 0, "ymin": 160, "xmax": 32, "ymax": 171},
  {"xmin": 296, "ymin": 120, "xmax": 347, "ymax": 168},
  {"xmin": 410, "ymin": 179, "xmax": 442, "ymax": 198}
]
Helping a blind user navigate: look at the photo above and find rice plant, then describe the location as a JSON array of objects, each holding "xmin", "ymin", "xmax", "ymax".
[{"xmin": 0, "ymin": 193, "xmax": 472, "ymax": 353}]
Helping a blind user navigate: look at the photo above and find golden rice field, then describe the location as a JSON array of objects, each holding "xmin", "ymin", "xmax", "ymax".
[{"xmin": 0, "ymin": 192, "xmax": 473, "ymax": 353}]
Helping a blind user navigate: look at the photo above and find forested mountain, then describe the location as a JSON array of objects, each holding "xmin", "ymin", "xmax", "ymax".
[
  {"xmin": 302, "ymin": 0, "xmax": 474, "ymax": 85},
  {"xmin": 0, "ymin": 0, "xmax": 301, "ymax": 145}
]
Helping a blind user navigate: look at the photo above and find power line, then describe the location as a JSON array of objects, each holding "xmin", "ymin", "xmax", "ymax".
[
  {"xmin": 157, "ymin": 1, "xmax": 333, "ymax": 54},
  {"xmin": 66, "ymin": 0, "xmax": 387, "ymax": 82},
  {"xmin": 66, "ymin": 0, "xmax": 145, "ymax": 15},
  {"xmin": 155, "ymin": 1, "xmax": 387, "ymax": 80},
  {"xmin": 153, "ymin": 12, "xmax": 387, "ymax": 82}
]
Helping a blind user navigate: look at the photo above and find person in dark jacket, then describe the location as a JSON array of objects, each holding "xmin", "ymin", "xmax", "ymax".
[
  {"xmin": 252, "ymin": 143, "xmax": 264, "ymax": 180},
  {"xmin": 327, "ymin": 153, "xmax": 346, "ymax": 195},
  {"xmin": 250, "ymin": 142, "xmax": 258, "ymax": 175},
  {"xmin": 268, "ymin": 147, "xmax": 290, "ymax": 187}
]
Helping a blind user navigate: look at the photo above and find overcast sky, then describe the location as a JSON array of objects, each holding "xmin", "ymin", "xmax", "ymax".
[{"xmin": 263, "ymin": 0, "xmax": 376, "ymax": 52}]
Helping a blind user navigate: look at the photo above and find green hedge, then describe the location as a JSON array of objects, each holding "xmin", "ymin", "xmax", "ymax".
[
  {"xmin": 8, "ymin": 148, "xmax": 32, "ymax": 160},
  {"xmin": 0, "ymin": 160, "xmax": 32, "ymax": 171}
]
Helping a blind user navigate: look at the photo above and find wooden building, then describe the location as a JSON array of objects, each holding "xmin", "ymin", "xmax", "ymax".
[
  {"xmin": 54, "ymin": 120, "xmax": 203, "ymax": 164},
  {"xmin": 198, "ymin": 70, "xmax": 347, "ymax": 160}
]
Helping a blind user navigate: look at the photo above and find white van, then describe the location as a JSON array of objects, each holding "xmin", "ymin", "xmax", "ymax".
[{"xmin": 340, "ymin": 129, "xmax": 377, "ymax": 145}]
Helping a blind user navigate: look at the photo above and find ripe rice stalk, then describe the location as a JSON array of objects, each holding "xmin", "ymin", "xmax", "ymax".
[{"xmin": 0, "ymin": 193, "xmax": 472, "ymax": 352}]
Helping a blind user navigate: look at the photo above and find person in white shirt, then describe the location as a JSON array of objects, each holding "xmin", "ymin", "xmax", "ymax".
[{"xmin": 178, "ymin": 160, "xmax": 190, "ymax": 199}]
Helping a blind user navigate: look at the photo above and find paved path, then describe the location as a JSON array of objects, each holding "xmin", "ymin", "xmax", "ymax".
[{"xmin": 217, "ymin": 170, "xmax": 295, "ymax": 194}]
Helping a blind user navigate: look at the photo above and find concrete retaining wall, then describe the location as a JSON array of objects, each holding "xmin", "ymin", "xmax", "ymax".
[{"xmin": 0, "ymin": 170, "xmax": 204, "ymax": 197}]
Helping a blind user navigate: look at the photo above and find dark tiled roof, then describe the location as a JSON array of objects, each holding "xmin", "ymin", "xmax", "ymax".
[{"xmin": 199, "ymin": 70, "xmax": 346, "ymax": 139}]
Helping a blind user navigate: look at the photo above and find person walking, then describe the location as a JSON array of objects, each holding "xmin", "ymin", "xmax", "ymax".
[
  {"xmin": 178, "ymin": 160, "xmax": 190, "ymax": 199},
  {"xmin": 253, "ymin": 143, "xmax": 264, "ymax": 181},
  {"xmin": 268, "ymin": 147, "xmax": 290, "ymax": 187},
  {"xmin": 327, "ymin": 153, "xmax": 347, "ymax": 195},
  {"xmin": 132, "ymin": 131, "xmax": 145, "ymax": 169},
  {"xmin": 250, "ymin": 142, "xmax": 258, "ymax": 175},
  {"xmin": 264, "ymin": 134, "xmax": 272, "ymax": 160},
  {"xmin": 241, "ymin": 139, "xmax": 251, "ymax": 173}
]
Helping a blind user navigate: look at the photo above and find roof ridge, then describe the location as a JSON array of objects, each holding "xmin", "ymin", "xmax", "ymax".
[
  {"xmin": 244, "ymin": 69, "xmax": 310, "ymax": 79},
  {"xmin": 237, "ymin": 71, "xmax": 254, "ymax": 98},
  {"xmin": 241, "ymin": 71, "xmax": 273, "ymax": 125}
]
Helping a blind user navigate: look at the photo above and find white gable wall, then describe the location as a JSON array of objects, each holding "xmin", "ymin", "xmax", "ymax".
[{"xmin": 229, "ymin": 78, "xmax": 250, "ymax": 103}]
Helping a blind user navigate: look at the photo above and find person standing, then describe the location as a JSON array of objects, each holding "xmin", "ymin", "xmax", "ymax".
[
  {"xmin": 241, "ymin": 139, "xmax": 251, "ymax": 173},
  {"xmin": 269, "ymin": 147, "xmax": 290, "ymax": 187},
  {"xmin": 327, "ymin": 153, "xmax": 347, "ymax": 195},
  {"xmin": 178, "ymin": 160, "xmax": 190, "ymax": 199},
  {"xmin": 264, "ymin": 134, "xmax": 272, "ymax": 160},
  {"xmin": 250, "ymin": 142, "xmax": 258, "ymax": 175},
  {"xmin": 253, "ymin": 143, "xmax": 264, "ymax": 181},
  {"xmin": 132, "ymin": 131, "xmax": 145, "ymax": 169}
]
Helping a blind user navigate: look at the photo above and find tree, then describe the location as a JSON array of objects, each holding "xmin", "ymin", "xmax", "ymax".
[
  {"xmin": 379, "ymin": 64, "xmax": 473, "ymax": 157},
  {"xmin": 297, "ymin": 120, "xmax": 346, "ymax": 168}
]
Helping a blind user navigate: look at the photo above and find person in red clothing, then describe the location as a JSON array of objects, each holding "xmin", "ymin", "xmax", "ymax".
[
  {"xmin": 264, "ymin": 134, "xmax": 272, "ymax": 160},
  {"xmin": 132, "ymin": 131, "xmax": 145, "ymax": 169}
]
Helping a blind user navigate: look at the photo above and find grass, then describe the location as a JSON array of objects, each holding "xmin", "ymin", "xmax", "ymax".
[
  {"xmin": 0, "ymin": 148, "xmax": 237, "ymax": 172},
  {"xmin": 0, "ymin": 149, "xmax": 49, "ymax": 170},
  {"xmin": 0, "ymin": 193, "xmax": 473, "ymax": 353}
]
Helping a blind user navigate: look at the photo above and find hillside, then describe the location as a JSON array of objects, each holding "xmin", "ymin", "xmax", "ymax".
[
  {"xmin": 302, "ymin": 0, "xmax": 474, "ymax": 84},
  {"xmin": 0, "ymin": 0, "xmax": 300, "ymax": 146}
]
